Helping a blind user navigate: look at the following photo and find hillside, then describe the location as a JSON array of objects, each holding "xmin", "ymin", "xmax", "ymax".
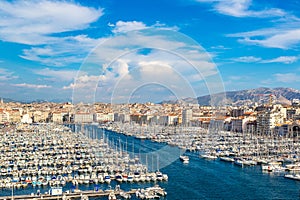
[{"xmin": 196, "ymin": 87, "xmax": 300, "ymax": 106}]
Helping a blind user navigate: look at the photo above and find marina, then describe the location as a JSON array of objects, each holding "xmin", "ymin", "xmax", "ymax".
[
  {"xmin": 105, "ymin": 122, "xmax": 300, "ymax": 171},
  {"xmin": 2, "ymin": 0, "xmax": 300, "ymax": 199},
  {"xmin": 0, "ymin": 124, "xmax": 168, "ymax": 199},
  {"xmin": 1, "ymin": 123, "xmax": 300, "ymax": 199}
]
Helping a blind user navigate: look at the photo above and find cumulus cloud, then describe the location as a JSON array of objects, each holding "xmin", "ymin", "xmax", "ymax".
[
  {"xmin": 63, "ymin": 75, "xmax": 100, "ymax": 90},
  {"xmin": 112, "ymin": 21, "xmax": 148, "ymax": 33},
  {"xmin": 68, "ymin": 29, "xmax": 224, "ymax": 103},
  {"xmin": 110, "ymin": 20, "xmax": 178, "ymax": 34}
]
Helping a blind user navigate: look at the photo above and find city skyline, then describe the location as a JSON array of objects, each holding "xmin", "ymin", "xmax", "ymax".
[{"xmin": 0, "ymin": 0, "xmax": 300, "ymax": 102}]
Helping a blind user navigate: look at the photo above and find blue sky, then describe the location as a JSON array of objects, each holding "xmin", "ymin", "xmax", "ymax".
[{"xmin": 0, "ymin": 0, "xmax": 300, "ymax": 102}]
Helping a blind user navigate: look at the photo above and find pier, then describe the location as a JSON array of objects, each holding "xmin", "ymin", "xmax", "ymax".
[{"xmin": 0, "ymin": 189, "xmax": 137, "ymax": 199}]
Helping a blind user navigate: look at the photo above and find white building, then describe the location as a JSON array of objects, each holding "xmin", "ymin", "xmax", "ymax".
[
  {"xmin": 182, "ymin": 109, "xmax": 193, "ymax": 125},
  {"xmin": 52, "ymin": 112, "xmax": 63, "ymax": 123},
  {"xmin": 0, "ymin": 110, "xmax": 9, "ymax": 123},
  {"xmin": 257, "ymin": 105, "xmax": 285, "ymax": 135},
  {"xmin": 94, "ymin": 113, "xmax": 114, "ymax": 122},
  {"xmin": 231, "ymin": 118, "xmax": 243, "ymax": 132},
  {"xmin": 114, "ymin": 113, "xmax": 130, "ymax": 122},
  {"xmin": 73, "ymin": 113, "xmax": 94, "ymax": 123},
  {"xmin": 21, "ymin": 113, "xmax": 32, "ymax": 124},
  {"xmin": 157, "ymin": 115, "xmax": 178, "ymax": 126}
]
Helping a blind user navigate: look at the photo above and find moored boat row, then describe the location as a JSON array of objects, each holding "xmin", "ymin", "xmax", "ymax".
[{"xmin": 0, "ymin": 123, "xmax": 169, "ymax": 191}]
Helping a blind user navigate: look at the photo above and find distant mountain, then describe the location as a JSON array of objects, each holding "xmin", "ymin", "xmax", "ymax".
[
  {"xmin": 160, "ymin": 87, "xmax": 300, "ymax": 106},
  {"xmin": 2, "ymin": 87, "xmax": 300, "ymax": 106},
  {"xmin": 31, "ymin": 98, "xmax": 72, "ymax": 103},
  {"xmin": 0, "ymin": 97, "xmax": 71, "ymax": 104},
  {"xmin": 197, "ymin": 87, "xmax": 300, "ymax": 106},
  {"xmin": 0, "ymin": 97, "xmax": 19, "ymax": 103}
]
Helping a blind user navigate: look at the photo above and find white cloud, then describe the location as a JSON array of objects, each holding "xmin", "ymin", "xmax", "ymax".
[
  {"xmin": 18, "ymin": 18, "xmax": 178, "ymax": 67},
  {"xmin": 0, "ymin": 1, "xmax": 103, "ymax": 67},
  {"xmin": 261, "ymin": 56, "xmax": 298, "ymax": 64},
  {"xmin": 228, "ymin": 76, "xmax": 244, "ymax": 81},
  {"xmin": 231, "ymin": 55, "xmax": 298, "ymax": 64},
  {"xmin": 0, "ymin": 0, "xmax": 103, "ymax": 45},
  {"xmin": 20, "ymin": 35, "xmax": 103, "ymax": 66},
  {"xmin": 108, "ymin": 60, "xmax": 197, "ymax": 104},
  {"xmin": 62, "ymin": 84, "xmax": 74, "ymax": 90},
  {"xmin": 91, "ymin": 31, "xmax": 210, "ymax": 66},
  {"xmin": 231, "ymin": 56, "xmax": 261, "ymax": 63},
  {"xmin": 274, "ymin": 73, "xmax": 300, "ymax": 83},
  {"xmin": 34, "ymin": 68, "xmax": 78, "ymax": 81},
  {"xmin": 0, "ymin": 68, "xmax": 18, "ymax": 81},
  {"xmin": 110, "ymin": 20, "xmax": 178, "ymax": 34},
  {"xmin": 64, "ymin": 29, "xmax": 225, "ymax": 103},
  {"xmin": 64, "ymin": 59, "xmax": 132, "ymax": 92},
  {"xmin": 112, "ymin": 21, "xmax": 148, "ymax": 33},
  {"xmin": 196, "ymin": 0, "xmax": 285, "ymax": 18},
  {"xmin": 228, "ymin": 25, "xmax": 300, "ymax": 49},
  {"xmin": 19, "ymin": 20, "xmax": 178, "ymax": 67},
  {"xmin": 201, "ymin": 1, "xmax": 300, "ymax": 49},
  {"xmin": 210, "ymin": 45, "xmax": 230, "ymax": 50},
  {"xmin": 138, "ymin": 61, "xmax": 178, "ymax": 80},
  {"xmin": 228, "ymin": 28, "xmax": 283, "ymax": 38},
  {"xmin": 240, "ymin": 29, "xmax": 300, "ymax": 49},
  {"xmin": 13, "ymin": 83, "xmax": 51, "ymax": 89},
  {"xmin": 63, "ymin": 75, "xmax": 99, "ymax": 90}
]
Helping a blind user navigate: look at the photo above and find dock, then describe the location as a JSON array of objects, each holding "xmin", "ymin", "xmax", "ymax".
[{"xmin": 0, "ymin": 189, "xmax": 137, "ymax": 200}]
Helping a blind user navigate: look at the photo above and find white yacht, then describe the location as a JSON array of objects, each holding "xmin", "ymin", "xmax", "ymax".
[
  {"xmin": 180, "ymin": 155, "xmax": 190, "ymax": 164},
  {"xmin": 219, "ymin": 156, "xmax": 234, "ymax": 162},
  {"xmin": 284, "ymin": 174, "xmax": 300, "ymax": 181}
]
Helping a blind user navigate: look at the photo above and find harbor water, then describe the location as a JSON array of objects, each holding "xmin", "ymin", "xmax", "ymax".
[{"xmin": 2, "ymin": 125, "xmax": 300, "ymax": 199}]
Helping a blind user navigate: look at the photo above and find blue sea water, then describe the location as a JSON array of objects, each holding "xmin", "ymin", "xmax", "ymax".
[{"xmin": 2, "ymin": 125, "xmax": 300, "ymax": 199}]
